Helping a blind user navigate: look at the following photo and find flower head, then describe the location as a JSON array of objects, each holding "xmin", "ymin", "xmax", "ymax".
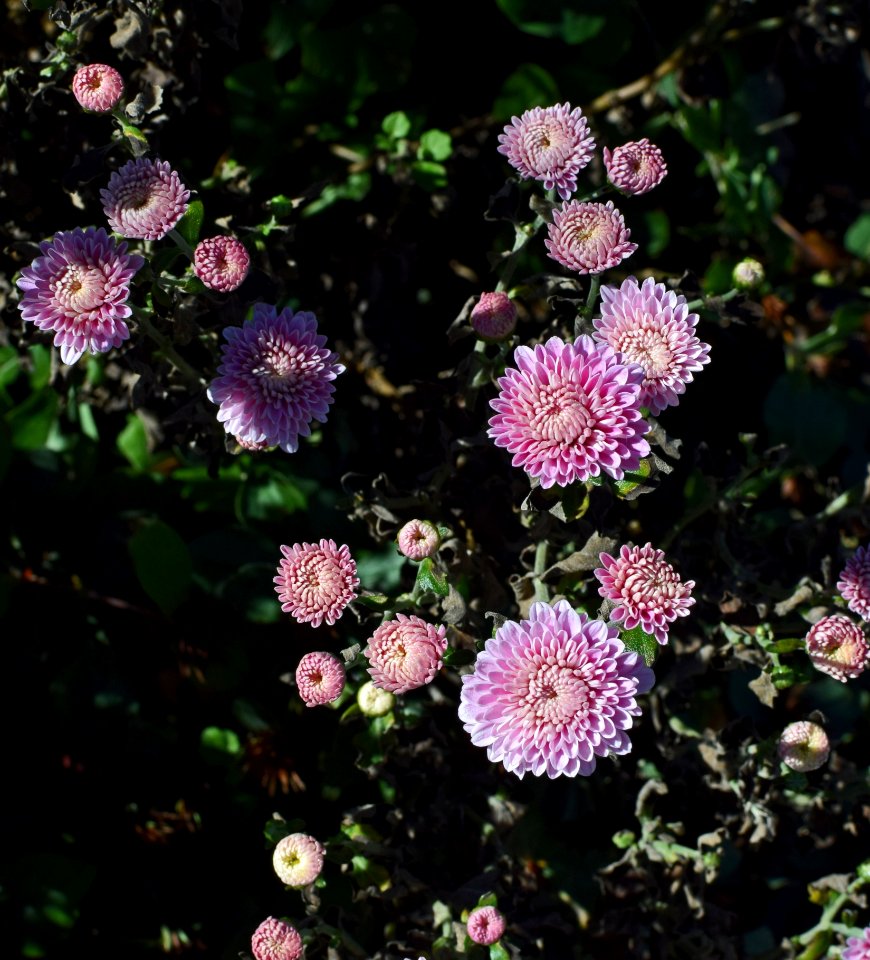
[
  {"xmin": 467, "ymin": 906, "xmax": 506, "ymax": 945},
  {"xmin": 545, "ymin": 200, "xmax": 637, "ymax": 275},
  {"xmin": 842, "ymin": 927, "xmax": 870, "ymax": 960},
  {"xmin": 488, "ymin": 335, "xmax": 650, "ymax": 489},
  {"xmin": 274, "ymin": 540, "xmax": 358, "ymax": 628},
  {"xmin": 296, "ymin": 651, "xmax": 346, "ymax": 706},
  {"xmin": 497, "ymin": 103, "xmax": 595, "ymax": 200},
  {"xmin": 837, "ymin": 545, "xmax": 870, "ymax": 620},
  {"xmin": 397, "ymin": 519, "xmax": 440, "ymax": 560},
  {"xmin": 594, "ymin": 543, "xmax": 695, "ymax": 645},
  {"xmin": 100, "ymin": 157, "xmax": 190, "ymax": 241},
  {"xmin": 72, "ymin": 64, "xmax": 124, "ymax": 113},
  {"xmin": 251, "ymin": 917, "xmax": 303, "ymax": 960},
  {"xmin": 470, "ymin": 291, "xmax": 517, "ymax": 342},
  {"xmin": 458, "ymin": 600, "xmax": 654, "ymax": 779},
  {"xmin": 805, "ymin": 614, "xmax": 868, "ymax": 682},
  {"xmin": 16, "ymin": 226, "xmax": 143, "ymax": 365},
  {"xmin": 777, "ymin": 721, "xmax": 830, "ymax": 772},
  {"xmin": 594, "ymin": 276, "xmax": 711, "ymax": 415},
  {"xmin": 208, "ymin": 304, "xmax": 344, "ymax": 453},
  {"xmin": 194, "ymin": 236, "xmax": 250, "ymax": 292},
  {"xmin": 603, "ymin": 139, "xmax": 667, "ymax": 196},
  {"xmin": 364, "ymin": 614, "xmax": 448, "ymax": 694},
  {"xmin": 732, "ymin": 257, "xmax": 765, "ymax": 290},
  {"xmin": 272, "ymin": 832, "xmax": 325, "ymax": 888}
]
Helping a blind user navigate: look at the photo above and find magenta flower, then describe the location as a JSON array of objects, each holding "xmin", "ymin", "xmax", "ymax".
[
  {"xmin": 470, "ymin": 291, "xmax": 517, "ymax": 342},
  {"xmin": 251, "ymin": 917, "xmax": 303, "ymax": 960},
  {"xmin": 603, "ymin": 139, "xmax": 667, "ymax": 196},
  {"xmin": 364, "ymin": 614, "xmax": 448, "ymax": 694},
  {"xmin": 100, "ymin": 157, "xmax": 190, "ymax": 241},
  {"xmin": 487, "ymin": 335, "xmax": 650, "ymax": 489},
  {"xmin": 805, "ymin": 614, "xmax": 869, "ymax": 682},
  {"xmin": 777, "ymin": 721, "xmax": 830, "ymax": 772},
  {"xmin": 296, "ymin": 651, "xmax": 346, "ymax": 706},
  {"xmin": 467, "ymin": 906, "xmax": 506, "ymax": 945},
  {"xmin": 497, "ymin": 103, "xmax": 595, "ymax": 200},
  {"xmin": 193, "ymin": 235, "xmax": 250, "ymax": 292},
  {"xmin": 842, "ymin": 927, "xmax": 870, "ymax": 960},
  {"xmin": 458, "ymin": 600, "xmax": 654, "ymax": 779},
  {"xmin": 16, "ymin": 226, "xmax": 143, "ymax": 365},
  {"xmin": 272, "ymin": 832, "xmax": 324, "ymax": 887},
  {"xmin": 594, "ymin": 276, "xmax": 711, "ymax": 415},
  {"xmin": 837, "ymin": 545, "xmax": 870, "ymax": 620},
  {"xmin": 545, "ymin": 200, "xmax": 637, "ymax": 275},
  {"xmin": 594, "ymin": 543, "xmax": 695, "ymax": 645},
  {"xmin": 274, "ymin": 540, "xmax": 358, "ymax": 628},
  {"xmin": 208, "ymin": 305, "xmax": 344, "ymax": 453},
  {"xmin": 72, "ymin": 64, "xmax": 124, "ymax": 113},
  {"xmin": 397, "ymin": 519, "xmax": 440, "ymax": 560}
]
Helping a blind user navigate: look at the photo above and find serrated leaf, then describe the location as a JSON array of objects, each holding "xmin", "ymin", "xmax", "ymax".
[
  {"xmin": 620, "ymin": 625, "xmax": 660, "ymax": 667},
  {"xmin": 415, "ymin": 557, "xmax": 449, "ymax": 597},
  {"xmin": 175, "ymin": 199, "xmax": 205, "ymax": 247}
]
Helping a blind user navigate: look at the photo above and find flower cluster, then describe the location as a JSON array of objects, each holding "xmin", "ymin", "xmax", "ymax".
[
  {"xmin": 273, "ymin": 832, "xmax": 325, "ymax": 888},
  {"xmin": 364, "ymin": 614, "xmax": 448, "ymax": 694},
  {"xmin": 805, "ymin": 614, "xmax": 868, "ymax": 682},
  {"xmin": 101, "ymin": 157, "xmax": 190, "ymax": 241},
  {"xmin": 274, "ymin": 540, "xmax": 358, "ymax": 628}
]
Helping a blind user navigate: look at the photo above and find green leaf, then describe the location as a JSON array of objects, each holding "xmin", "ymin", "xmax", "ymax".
[
  {"xmin": 495, "ymin": 0, "xmax": 606, "ymax": 43},
  {"xmin": 77, "ymin": 402, "xmax": 99, "ymax": 442},
  {"xmin": 175, "ymin": 199, "xmax": 205, "ymax": 247},
  {"xmin": 489, "ymin": 943, "xmax": 511, "ymax": 960},
  {"xmin": 613, "ymin": 459, "xmax": 653, "ymax": 499},
  {"xmin": 493, "ymin": 63, "xmax": 559, "ymax": 121},
  {"xmin": 6, "ymin": 389, "xmax": 59, "ymax": 450},
  {"xmin": 414, "ymin": 557, "xmax": 449, "ymax": 597},
  {"xmin": 418, "ymin": 129, "xmax": 452, "ymax": 162},
  {"xmin": 200, "ymin": 726, "xmax": 242, "ymax": 756},
  {"xmin": 116, "ymin": 413, "xmax": 151, "ymax": 472},
  {"xmin": 28, "ymin": 344, "xmax": 51, "ymax": 390},
  {"xmin": 128, "ymin": 520, "xmax": 193, "ymax": 615},
  {"xmin": 844, "ymin": 213, "xmax": 870, "ymax": 260},
  {"xmin": 620, "ymin": 625, "xmax": 659, "ymax": 667},
  {"xmin": 0, "ymin": 345, "xmax": 21, "ymax": 396},
  {"xmin": 355, "ymin": 592, "xmax": 392, "ymax": 608},
  {"xmin": 643, "ymin": 210, "xmax": 671, "ymax": 258},
  {"xmin": 382, "ymin": 110, "xmax": 411, "ymax": 140},
  {"xmin": 410, "ymin": 160, "xmax": 447, "ymax": 191}
]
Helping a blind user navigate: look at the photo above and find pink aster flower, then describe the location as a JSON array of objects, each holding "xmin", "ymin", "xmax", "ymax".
[
  {"xmin": 100, "ymin": 157, "xmax": 190, "ymax": 241},
  {"xmin": 837, "ymin": 545, "xmax": 870, "ymax": 620},
  {"xmin": 603, "ymin": 139, "xmax": 667, "ymax": 196},
  {"xmin": 594, "ymin": 542, "xmax": 695, "ymax": 645},
  {"xmin": 274, "ymin": 540, "xmax": 358, "ymax": 628},
  {"xmin": 295, "ymin": 651, "xmax": 345, "ymax": 706},
  {"xmin": 207, "ymin": 304, "xmax": 344, "ymax": 453},
  {"xmin": 545, "ymin": 200, "xmax": 637, "ymax": 275},
  {"xmin": 487, "ymin": 335, "xmax": 650, "ymax": 489},
  {"xmin": 470, "ymin": 291, "xmax": 517, "ymax": 342},
  {"xmin": 805, "ymin": 614, "xmax": 869, "ymax": 682},
  {"xmin": 594, "ymin": 276, "xmax": 711, "ymax": 415},
  {"xmin": 71, "ymin": 64, "xmax": 124, "ymax": 113},
  {"xmin": 251, "ymin": 917, "xmax": 303, "ymax": 960},
  {"xmin": 364, "ymin": 614, "xmax": 448, "ymax": 694},
  {"xmin": 397, "ymin": 519, "xmax": 440, "ymax": 560},
  {"xmin": 459, "ymin": 600, "xmax": 654, "ymax": 779},
  {"xmin": 467, "ymin": 906, "xmax": 506, "ymax": 945},
  {"xmin": 272, "ymin": 832, "xmax": 325, "ymax": 888},
  {"xmin": 842, "ymin": 927, "xmax": 870, "ymax": 960},
  {"xmin": 777, "ymin": 721, "xmax": 830, "ymax": 772},
  {"xmin": 16, "ymin": 226, "xmax": 143, "ymax": 365},
  {"xmin": 193, "ymin": 235, "xmax": 250, "ymax": 292},
  {"xmin": 497, "ymin": 103, "xmax": 595, "ymax": 200}
]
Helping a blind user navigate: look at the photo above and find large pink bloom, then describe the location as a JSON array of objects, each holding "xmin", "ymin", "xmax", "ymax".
[
  {"xmin": 805, "ymin": 614, "xmax": 869, "ymax": 682},
  {"xmin": 545, "ymin": 200, "xmax": 637, "ymax": 275},
  {"xmin": 837, "ymin": 545, "xmax": 870, "ymax": 620},
  {"xmin": 208, "ymin": 304, "xmax": 344, "ymax": 453},
  {"xmin": 458, "ymin": 600, "xmax": 654, "ymax": 779},
  {"xmin": 487, "ymin": 335, "xmax": 650, "ymax": 489},
  {"xmin": 16, "ymin": 226, "xmax": 143, "ymax": 364},
  {"xmin": 72, "ymin": 64, "xmax": 123, "ymax": 113},
  {"xmin": 274, "ymin": 540, "xmax": 359, "ymax": 628},
  {"xmin": 364, "ymin": 614, "xmax": 448, "ymax": 694},
  {"xmin": 842, "ymin": 926, "xmax": 870, "ymax": 960},
  {"xmin": 100, "ymin": 157, "xmax": 190, "ymax": 241},
  {"xmin": 603, "ymin": 139, "xmax": 667, "ymax": 196},
  {"xmin": 251, "ymin": 917, "xmax": 303, "ymax": 960},
  {"xmin": 594, "ymin": 276, "xmax": 711, "ymax": 415}
]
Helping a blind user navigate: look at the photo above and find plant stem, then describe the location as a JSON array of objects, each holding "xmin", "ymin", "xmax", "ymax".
[
  {"xmin": 133, "ymin": 307, "xmax": 205, "ymax": 385},
  {"xmin": 169, "ymin": 228, "xmax": 195, "ymax": 260},
  {"xmin": 533, "ymin": 539, "xmax": 549, "ymax": 602},
  {"xmin": 496, "ymin": 215, "xmax": 545, "ymax": 293}
]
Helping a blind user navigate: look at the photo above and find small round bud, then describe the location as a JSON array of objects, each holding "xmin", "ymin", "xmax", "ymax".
[
  {"xmin": 251, "ymin": 917, "xmax": 303, "ymax": 960},
  {"xmin": 397, "ymin": 519, "xmax": 440, "ymax": 560},
  {"xmin": 295, "ymin": 651, "xmax": 345, "ymax": 706},
  {"xmin": 357, "ymin": 680, "xmax": 395, "ymax": 717},
  {"xmin": 777, "ymin": 721, "xmax": 830, "ymax": 772},
  {"xmin": 467, "ymin": 905, "xmax": 506, "ymax": 945},
  {"xmin": 732, "ymin": 258, "xmax": 765, "ymax": 290},
  {"xmin": 470, "ymin": 291, "xmax": 517, "ymax": 341},
  {"xmin": 193, "ymin": 235, "xmax": 250, "ymax": 292},
  {"xmin": 72, "ymin": 64, "xmax": 124, "ymax": 113}
]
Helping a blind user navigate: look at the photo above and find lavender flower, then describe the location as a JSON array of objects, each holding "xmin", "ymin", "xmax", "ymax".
[
  {"xmin": 101, "ymin": 157, "xmax": 190, "ymax": 241},
  {"xmin": 193, "ymin": 236, "xmax": 250, "ymax": 292},
  {"xmin": 545, "ymin": 200, "xmax": 637, "ymax": 275},
  {"xmin": 72, "ymin": 64, "xmax": 124, "ymax": 113},
  {"xmin": 842, "ymin": 926, "xmax": 870, "ymax": 960},
  {"xmin": 274, "ymin": 540, "xmax": 359, "ymax": 628},
  {"xmin": 603, "ymin": 139, "xmax": 667, "ymax": 196}
]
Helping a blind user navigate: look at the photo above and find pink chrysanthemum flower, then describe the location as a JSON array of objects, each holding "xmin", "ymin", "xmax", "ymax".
[
  {"xmin": 594, "ymin": 542, "xmax": 695, "ymax": 645},
  {"xmin": 71, "ymin": 64, "xmax": 124, "ymax": 113},
  {"xmin": 470, "ymin": 291, "xmax": 517, "ymax": 342},
  {"xmin": 545, "ymin": 200, "xmax": 637, "ymax": 275},
  {"xmin": 842, "ymin": 926, "xmax": 870, "ymax": 960},
  {"xmin": 272, "ymin": 833, "xmax": 325, "ymax": 888},
  {"xmin": 251, "ymin": 917, "xmax": 303, "ymax": 960},
  {"xmin": 594, "ymin": 276, "xmax": 711, "ymax": 415},
  {"xmin": 487, "ymin": 335, "xmax": 650, "ymax": 489},
  {"xmin": 397, "ymin": 519, "xmax": 440, "ymax": 560},
  {"xmin": 100, "ymin": 157, "xmax": 190, "ymax": 241},
  {"xmin": 296, "ymin": 651, "xmax": 346, "ymax": 706},
  {"xmin": 777, "ymin": 721, "xmax": 830, "ymax": 772},
  {"xmin": 497, "ymin": 103, "xmax": 595, "ymax": 200},
  {"xmin": 16, "ymin": 226, "xmax": 143, "ymax": 365},
  {"xmin": 603, "ymin": 139, "xmax": 667, "ymax": 196},
  {"xmin": 805, "ymin": 614, "xmax": 869, "ymax": 682},
  {"xmin": 193, "ymin": 235, "xmax": 250, "ymax": 292},
  {"xmin": 274, "ymin": 540, "xmax": 359, "ymax": 628},
  {"xmin": 837, "ymin": 545, "xmax": 870, "ymax": 620},
  {"xmin": 208, "ymin": 305, "xmax": 343, "ymax": 452},
  {"xmin": 364, "ymin": 614, "xmax": 448, "ymax": 694},
  {"xmin": 458, "ymin": 600, "xmax": 654, "ymax": 779},
  {"xmin": 467, "ymin": 906, "xmax": 506, "ymax": 945}
]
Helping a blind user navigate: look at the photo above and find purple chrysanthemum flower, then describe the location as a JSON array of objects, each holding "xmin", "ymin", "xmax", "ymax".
[
  {"xmin": 207, "ymin": 304, "xmax": 344, "ymax": 453},
  {"xmin": 272, "ymin": 832, "xmax": 325, "ymax": 887},
  {"xmin": 837, "ymin": 545, "xmax": 870, "ymax": 621},
  {"xmin": 545, "ymin": 200, "xmax": 637, "ymax": 275},
  {"xmin": 603, "ymin": 139, "xmax": 667, "ymax": 196},
  {"xmin": 274, "ymin": 540, "xmax": 359, "ymax": 628},
  {"xmin": 193, "ymin": 235, "xmax": 250, "ymax": 292},
  {"xmin": 251, "ymin": 917, "xmax": 303, "ymax": 960},
  {"xmin": 805, "ymin": 614, "xmax": 869, "ymax": 682},
  {"xmin": 470, "ymin": 291, "xmax": 517, "ymax": 342},
  {"xmin": 458, "ymin": 600, "xmax": 654, "ymax": 779},
  {"xmin": 397, "ymin": 519, "xmax": 440, "ymax": 560},
  {"xmin": 16, "ymin": 226, "xmax": 143, "ymax": 365},
  {"xmin": 497, "ymin": 103, "xmax": 595, "ymax": 200},
  {"xmin": 467, "ymin": 906, "xmax": 506, "ymax": 945},
  {"xmin": 364, "ymin": 614, "xmax": 448, "ymax": 694},
  {"xmin": 100, "ymin": 157, "xmax": 190, "ymax": 241},
  {"xmin": 777, "ymin": 721, "xmax": 830, "ymax": 772},
  {"xmin": 842, "ymin": 926, "xmax": 870, "ymax": 960},
  {"xmin": 594, "ymin": 542, "xmax": 695, "ymax": 645},
  {"xmin": 594, "ymin": 276, "xmax": 711, "ymax": 415},
  {"xmin": 487, "ymin": 335, "xmax": 650, "ymax": 489},
  {"xmin": 72, "ymin": 64, "xmax": 124, "ymax": 113},
  {"xmin": 296, "ymin": 651, "xmax": 346, "ymax": 706}
]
